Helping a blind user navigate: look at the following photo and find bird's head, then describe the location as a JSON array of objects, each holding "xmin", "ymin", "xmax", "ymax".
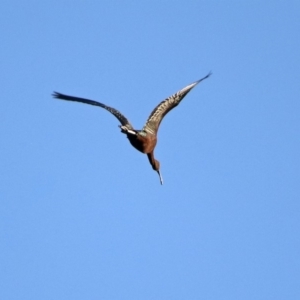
[{"xmin": 152, "ymin": 159, "xmax": 163, "ymax": 185}]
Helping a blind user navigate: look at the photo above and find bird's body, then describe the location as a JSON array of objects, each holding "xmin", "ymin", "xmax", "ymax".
[
  {"xmin": 53, "ymin": 72, "xmax": 211, "ymax": 184},
  {"xmin": 126, "ymin": 130, "xmax": 157, "ymax": 154}
]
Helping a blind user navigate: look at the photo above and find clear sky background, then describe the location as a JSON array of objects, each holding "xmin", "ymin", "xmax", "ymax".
[{"xmin": 1, "ymin": 1, "xmax": 299, "ymax": 299}]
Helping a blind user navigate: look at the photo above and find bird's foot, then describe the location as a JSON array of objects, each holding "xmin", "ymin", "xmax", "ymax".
[
  {"xmin": 119, "ymin": 125, "xmax": 137, "ymax": 136},
  {"xmin": 119, "ymin": 125, "xmax": 128, "ymax": 133}
]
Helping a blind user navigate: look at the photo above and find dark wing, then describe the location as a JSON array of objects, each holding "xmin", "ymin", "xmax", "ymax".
[
  {"xmin": 53, "ymin": 92, "xmax": 134, "ymax": 129},
  {"xmin": 142, "ymin": 72, "xmax": 211, "ymax": 134}
]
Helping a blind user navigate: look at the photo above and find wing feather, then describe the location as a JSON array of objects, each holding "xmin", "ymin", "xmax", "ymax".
[
  {"xmin": 142, "ymin": 72, "xmax": 211, "ymax": 134},
  {"xmin": 53, "ymin": 92, "xmax": 133, "ymax": 129}
]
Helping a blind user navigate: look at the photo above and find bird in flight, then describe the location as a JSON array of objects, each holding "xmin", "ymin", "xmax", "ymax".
[{"xmin": 53, "ymin": 72, "xmax": 211, "ymax": 184}]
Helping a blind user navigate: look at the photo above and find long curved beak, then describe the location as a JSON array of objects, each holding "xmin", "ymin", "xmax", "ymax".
[{"xmin": 157, "ymin": 170, "xmax": 163, "ymax": 185}]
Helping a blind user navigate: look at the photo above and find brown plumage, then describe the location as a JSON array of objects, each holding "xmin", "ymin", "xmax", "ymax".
[{"xmin": 53, "ymin": 72, "xmax": 211, "ymax": 184}]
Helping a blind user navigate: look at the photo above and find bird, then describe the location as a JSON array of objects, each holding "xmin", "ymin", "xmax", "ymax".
[{"xmin": 53, "ymin": 72, "xmax": 211, "ymax": 185}]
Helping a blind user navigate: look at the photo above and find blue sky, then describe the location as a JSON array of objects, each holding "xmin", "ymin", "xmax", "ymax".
[{"xmin": 1, "ymin": 1, "xmax": 299, "ymax": 299}]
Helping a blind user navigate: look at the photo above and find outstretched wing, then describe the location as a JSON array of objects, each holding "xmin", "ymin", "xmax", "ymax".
[
  {"xmin": 142, "ymin": 72, "xmax": 211, "ymax": 134},
  {"xmin": 53, "ymin": 92, "xmax": 134, "ymax": 129}
]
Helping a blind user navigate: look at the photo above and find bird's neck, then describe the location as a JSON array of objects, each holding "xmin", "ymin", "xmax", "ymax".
[{"xmin": 147, "ymin": 152, "xmax": 157, "ymax": 170}]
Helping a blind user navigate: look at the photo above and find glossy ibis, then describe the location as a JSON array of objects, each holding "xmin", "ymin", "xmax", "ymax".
[{"xmin": 53, "ymin": 72, "xmax": 211, "ymax": 184}]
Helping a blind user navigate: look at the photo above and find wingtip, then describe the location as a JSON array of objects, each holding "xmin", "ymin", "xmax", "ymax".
[
  {"xmin": 196, "ymin": 71, "xmax": 212, "ymax": 84},
  {"xmin": 52, "ymin": 91, "xmax": 65, "ymax": 99},
  {"xmin": 52, "ymin": 91, "xmax": 59, "ymax": 98}
]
